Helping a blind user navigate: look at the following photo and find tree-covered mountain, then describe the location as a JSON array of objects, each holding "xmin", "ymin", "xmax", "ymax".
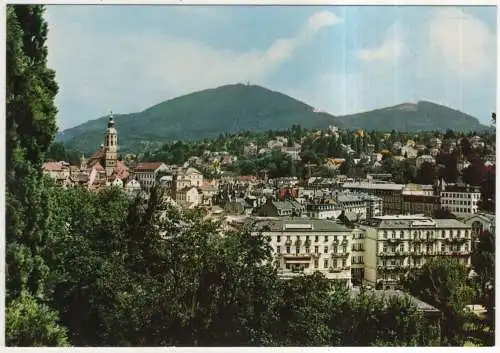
[
  {"xmin": 335, "ymin": 101, "xmax": 490, "ymax": 133},
  {"xmin": 57, "ymin": 84, "xmax": 490, "ymax": 154},
  {"xmin": 57, "ymin": 84, "xmax": 337, "ymax": 153}
]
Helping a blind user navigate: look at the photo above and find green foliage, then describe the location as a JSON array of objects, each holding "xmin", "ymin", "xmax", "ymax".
[
  {"xmin": 6, "ymin": 292, "xmax": 70, "ymax": 347},
  {"xmin": 6, "ymin": 4, "xmax": 70, "ymax": 347},
  {"xmin": 335, "ymin": 101, "xmax": 489, "ymax": 133},
  {"xmin": 59, "ymin": 86, "xmax": 490, "ymax": 155},
  {"xmin": 403, "ymin": 257, "xmax": 476, "ymax": 346},
  {"xmin": 60, "ymin": 84, "xmax": 336, "ymax": 154}
]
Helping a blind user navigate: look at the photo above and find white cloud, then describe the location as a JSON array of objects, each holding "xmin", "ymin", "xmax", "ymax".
[
  {"xmin": 425, "ymin": 7, "xmax": 496, "ymax": 79},
  {"xmin": 356, "ymin": 23, "xmax": 405, "ymax": 62},
  {"xmin": 46, "ymin": 9, "xmax": 342, "ymax": 128},
  {"xmin": 307, "ymin": 11, "xmax": 343, "ymax": 32}
]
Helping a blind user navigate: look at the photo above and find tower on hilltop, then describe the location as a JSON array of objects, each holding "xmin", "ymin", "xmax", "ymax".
[{"xmin": 104, "ymin": 111, "xmax": 118, "ymax": 177}]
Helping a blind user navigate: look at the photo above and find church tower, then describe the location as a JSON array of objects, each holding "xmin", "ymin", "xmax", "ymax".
[{"xmin": 104, "ymin": 111, "xmax": 118, "ymax": 177}]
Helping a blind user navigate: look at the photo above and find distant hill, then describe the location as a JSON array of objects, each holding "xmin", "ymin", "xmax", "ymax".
[
  {"xmin": 58, "ymin": 84, "xmax": 337, "ymax": 154},
  {"xmin": 58, "ymin": 85, "xmax": 490, "ymax": 154},
  {"xmin": 335, "ymin": 101, "xmax": 489, "ymax": 133}
]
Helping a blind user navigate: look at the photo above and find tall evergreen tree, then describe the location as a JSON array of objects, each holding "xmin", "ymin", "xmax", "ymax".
[{"xmin": 5, "ymin": 5, "xmax": 69, "ymax": 346}]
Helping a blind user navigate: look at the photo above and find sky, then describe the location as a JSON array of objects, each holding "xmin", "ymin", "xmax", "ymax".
[{"xmin": 44, "ymin": 5, "xmax": 497, "ymax": 130}]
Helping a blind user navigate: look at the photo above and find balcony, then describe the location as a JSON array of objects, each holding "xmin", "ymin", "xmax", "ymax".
[
  {"xmin": 331, "ymin": 252, "xmax": 349, "ymax": 258},
  {"xmin": 387, "ymin": 238, "xmax": 403, "ymax": 244},
  {"xmin": 329, "ymin": 267, "xmax": 342, "ymax": 273},
  {"xmin": 283, "ymin": 254, "xmax": 312, "ymax": 263},
  {"xmin": 445, "ymin": 237, "xmax": 468, "ymax": 243}
]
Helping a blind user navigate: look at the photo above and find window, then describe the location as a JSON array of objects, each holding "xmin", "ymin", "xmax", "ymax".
[
  {"xmin": 286, "ymin": 246, "xmax": 291, "ymax": 254},
  {"xmin": 342, "ymin": 259, "xmax": 346, "ymax": 267},
  {"xmin": 324, "ymin": 259, "xmax": 329, "ymax": 268},
  {"xmin": 287, "ymin": 235, "xmax": 291, "ymax": 241},
  {"xmin": 296, "ymin": 235, "xmax": 300, "ymax": 240},
  {"xmin": 315, "ymin": 235, "xmax": 319, "ymax": 242},
  {"xmin": 314, "ymin": 246, "xmax": 319, "ymax": 254},
  {"xmin": 324, "ymin": 246, "xmax": 329, "ymax": 254},
  {"xmin": 286, "ymin": 263, "xmax": 290, "ymax": 269},
  {"xmin": 295, "ymin": 246, "xmax": 299, "ymax": 255},
  {"xmin": 277, "ymin": 246, "xmax": 281, "ymax": 253},
  {"xmin": 277, "ymin": 236, "xmax": 281, "ymax": 243},
  {"xmin": 342, "ymin": 246, "xmax": 347, "ymax": 253},
  {"xmin": 305, "ymin": 247, "xmax": 310, "ymax": 253},
  {"xmin": 314, "ymin": 259, "xmax": 319, "ymax": 268},
  {"xmin": 324, "ymin": 236, "xmax": 328, "ymax": 242}
]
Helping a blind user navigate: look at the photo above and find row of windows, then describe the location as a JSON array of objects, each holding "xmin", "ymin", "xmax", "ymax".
[
  {"xmin": 283, "ymin": 258, "xmax": 348, "ymax": 270},
  {"xmin": 442, "ymin": 200, "xmax": 475, "ymax": 205},
  {"xmin": 277, "ymin": 235, "xmax": 348, "ymax": 243},
  {"xmin": 277, "ymin": 245, "xmax": 348, "ymax": 254},
  {"xmin": 380, "ymin": 243, "xmax": 468, "ymax": 253},
  {"xmin": 379, "ymin": 256, "xmax": 468, "ymax": 268},
  {"xmin": 380, "ymin": 229, "xmax": 470, "ymax": 239},
  {"xmin": 352, "ymin": 244, "xmax": 364, "ymax": 251},
  {"xmin": 443, "ymin": 207, "xmax": 477, "ymax": 214},
  {"xmin": 441, "ymin": 192, "xmax": 479, "ymax": 199},
  {"xmin": 351, "ymin": 255, "xmax": 364, "ymax": 264}
]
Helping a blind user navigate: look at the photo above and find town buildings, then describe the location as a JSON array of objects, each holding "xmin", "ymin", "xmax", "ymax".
[
  {"xmin": 254, "ymin": 217, "xmax": 353, "ymax": 285},
  {"xmin": 360, "ymin": 215, "xmax": 472, "ymax": 289},
  {"xmin": 341, "ymin": 182, "xmax": 405, "ymax": 215},
  {"xmin": 134, "ymin": 162, "xmax": 169, "ymax": 190},
  {"xmin": 440, "ymin": 185, "xmax": 481, "ymax": 216},
  {"xmin": 42, "ymin": 113, "xmax": 130, "ymax": 189}
]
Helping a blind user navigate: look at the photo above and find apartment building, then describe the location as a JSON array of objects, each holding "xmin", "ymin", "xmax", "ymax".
[
  {"xmin": 342, "ymin": 182, "xmax": 404, "ymax": 215},
  {"xmin": 440, "ymin": 186, "xmax": 481, "ymax": 215},
  {"xmin": 254, "ymin": 218, "xmax": 353, "ymax": 286},
  {"xmin": 402, "ymin": 195, "xmax": 440, "ymax": 217},
  {"xmin": 461, "ymin": 213, "xmax": 496, "ymax": 237},
  {"xmin": 134, "ymin": 162, "xmax": 169, "ymax": 190},
  {"xmin": 361, "ymin": 215, "xmax": 472, "ymax": 289},
  {"xmin": 306, "ymin": 202, "xmax": 342, "ymax": 219},
  {"xmin": 351, "ymin": 227, "xmax": 365, "ymax": 285}
]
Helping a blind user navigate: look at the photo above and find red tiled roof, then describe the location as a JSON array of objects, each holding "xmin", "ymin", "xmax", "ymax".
[
  {"xmin": 42, "ymin": 161, "xmax": 64, "ymax": 172},
  {"xmin": 239, "ymin": 175, "xmax": 257, "ymax": 182},
  {"xmin": 87, "ymin": 149, "xmax": 105, "ymax": 167},
  {"xmin": 115, "ymin": 160, "xmax": 129, "ymax": 180},
  {"xmin": 135, "ymin": 162, "xmax": 164, "ymax": 171}
]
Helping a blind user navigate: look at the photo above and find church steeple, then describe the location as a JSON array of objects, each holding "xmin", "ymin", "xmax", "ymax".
[
  {"xmin": 80, "ymin": 153, "xmax": 87, "ymax": 170},
  {"xmin": 104, "ymin": 110, "xmax": 118, "ymax": 177}
]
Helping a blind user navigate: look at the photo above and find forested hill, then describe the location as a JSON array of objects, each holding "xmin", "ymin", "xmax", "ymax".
[
  {"xmin": 57, "ymin": 84, "xmax": 337, "ymax": 153},
  {"xmin": 335, "ymin": 101, "xmax": 489, "ymax": 133},
  {"xmin": 57, "ymin": 84, "xmax": 490, "ymax": 154}
]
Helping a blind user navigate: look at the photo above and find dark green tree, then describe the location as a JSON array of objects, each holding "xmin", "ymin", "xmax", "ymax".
[{"xmin": 403, "ymin": 257, "xmax": 475, "ymax": 346}]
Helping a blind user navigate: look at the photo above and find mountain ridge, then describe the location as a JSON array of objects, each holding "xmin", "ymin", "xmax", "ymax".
[{"xmin": 57, "ymin": 84, "xmax": 490, "ymax": 153}]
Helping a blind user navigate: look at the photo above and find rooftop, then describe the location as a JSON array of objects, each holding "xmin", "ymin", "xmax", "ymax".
[
  {"xmin": 253, "ymin": 217, "xmax": 350, "ymax": 232},
  {"xmin": 342, "ymin": 182, "xmax": 405, "ymax": 191}
]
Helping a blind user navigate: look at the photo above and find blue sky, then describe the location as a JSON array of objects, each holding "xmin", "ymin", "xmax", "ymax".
[{"xmin": 45, "ymin": 5, "xmax": 497, "ymax": 130}]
